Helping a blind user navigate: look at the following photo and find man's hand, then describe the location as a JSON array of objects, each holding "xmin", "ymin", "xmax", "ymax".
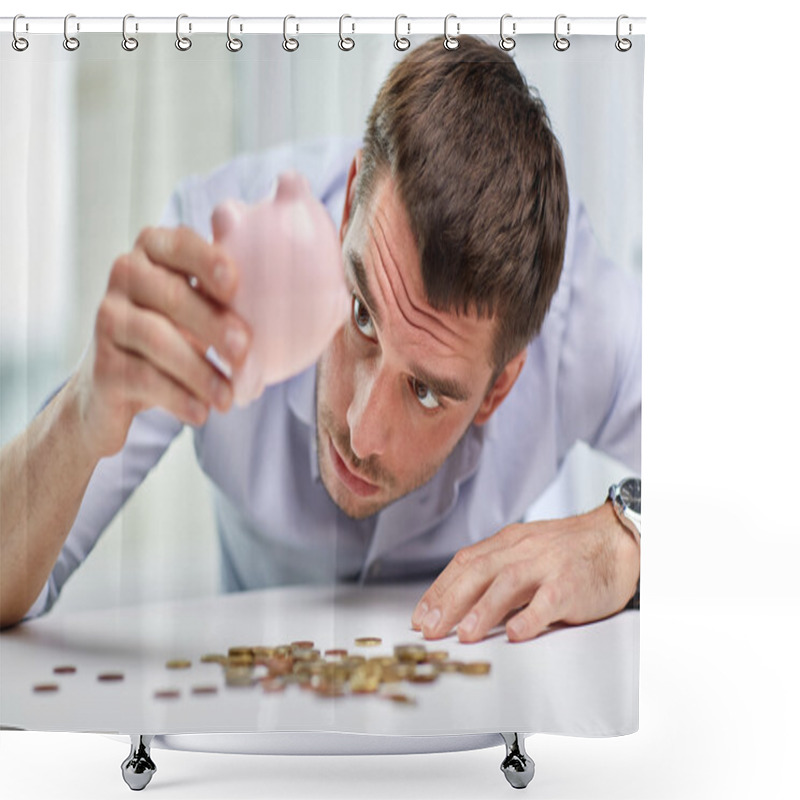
[
  {"xmin": 411, "ymin": 501, "xmax": 640, "ymax": 643},
  {"xmin": 68, "ymin": 225, "xmax": 251, "ymax": 461}
]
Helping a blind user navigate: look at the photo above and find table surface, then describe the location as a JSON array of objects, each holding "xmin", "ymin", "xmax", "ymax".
[{"xmin": 0, "ymin": 582, "xmax": 638, "ymax": 738}]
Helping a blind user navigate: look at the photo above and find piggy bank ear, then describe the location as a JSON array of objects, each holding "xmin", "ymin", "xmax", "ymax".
[{"xmin": 211, "ymin": 200, "xmax": 242, "ymax": 242}]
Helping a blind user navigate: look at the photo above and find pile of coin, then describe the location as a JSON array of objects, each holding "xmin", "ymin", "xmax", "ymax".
[
  {"xmin": 33, "ymin": 638, "xmax": 491, "ymax": 706},
  {"xmin": 161, "ymin": 638, "xmax": 491, "ymax": 704}
]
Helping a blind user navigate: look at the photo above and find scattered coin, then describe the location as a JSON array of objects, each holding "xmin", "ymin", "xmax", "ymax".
[
  {"xmin": 165, "ymin": 659, "xmax": 192, "ymax": 670},
  {"xmin": 383, "ymin": 692, "xmax": 417, "ymax": 705},
  {"xmin": 53, "ymin": 666, "xmax": 77, "ymax": 674},
  {"xmin": 97, "ymin": 672, "xmax": 124, "ymax": 682},
  {"xmin": 291, "ymin": 640, "xmax": 314, "ymax": 650},
  {"xmin": 33, "ymin": 683, "xmax": 59, "ymax": 693},
  {"xmin": 154, "ymin": 689, "xmax": 180, "ymax": 699},
  {"xmin": 355, "ymin": 637, "xmax": 382, "ymax": 647},
  {"xmin": 191, "ymin": 685, "xmax": 218, "ymax": 695},
  {"xmin": 460, "ymin": 661, "xmax": 491, "ymax": 676}
]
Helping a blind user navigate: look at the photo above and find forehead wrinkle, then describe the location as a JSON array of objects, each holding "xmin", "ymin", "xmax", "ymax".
[{"xmin": 370, "ymin": 211, "xmax": 464, "ymax": 350}]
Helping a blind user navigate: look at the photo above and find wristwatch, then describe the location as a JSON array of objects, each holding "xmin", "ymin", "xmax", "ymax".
[{"xmin": 608, "ymin": 477, "xmax": 641, "ymax": 542}]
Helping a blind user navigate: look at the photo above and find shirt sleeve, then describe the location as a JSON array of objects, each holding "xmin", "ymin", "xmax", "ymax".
[
  {"xmin": 555, "ymin": 202, "xmax": 642, "ymax": 475},
  {"xmin": 21, "ymin": 190, "xmax": 188, "ymax": 621}
]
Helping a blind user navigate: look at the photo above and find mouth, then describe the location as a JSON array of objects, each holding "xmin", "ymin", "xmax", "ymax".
[{"xmin": 328, "ymin": 435, "xmax": 380, "ymax": 498}]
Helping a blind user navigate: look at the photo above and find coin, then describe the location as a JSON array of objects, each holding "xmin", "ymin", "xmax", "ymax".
[
  {"xmin": 166, "ymin": 659, "xmax": 192, "ymax": 670},
  {"xmin": 200, "ymin": 653, "xmax": 227, "ymax": 664},
  {"xmin": 460, "ymin": 661, "xmax": 491, "ymax": 675},
  {"xmin": 53, "ymin": 665, "xmax": 77, "ymax": 674},
  {"xmin": 324, "ymin": 649, "xmax": 348, "ymax": 659},
  {"xmin": 291, "ymin": 640, "xmax": 314, "ymax": 649},
  {"xmin": 191, "ymin": 685, "xmax": 218, "ymax": 695},
  {"xmin": 394, "ymin": 644, "xmax": 427, "ymax": 663},
  {"xmin": 33, "ymin": 683, "xmax": 59, "ymax": 693},
  {"xmin": 154, "ymin": 689, "xmax": 180, "ymax": 699},
  {"xmin": 383, "ymin": 692, "xmax": 416, "ymax": 705},
  {"xmin": 97, "ymin": 672, "xmax": 124, "ymax": 682},
  {"xmin": 438, "ymin": 660, "xmax": 463, "ymax": 673},
  {"xmin": 354, "ymin": 637, "xmax": 382, "ymax": 647}
]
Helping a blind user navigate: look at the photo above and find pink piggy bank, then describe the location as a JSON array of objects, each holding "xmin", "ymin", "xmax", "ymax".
[{"xmin": 211, "ymin": 170, "xmax": 351, "ymax": 406}]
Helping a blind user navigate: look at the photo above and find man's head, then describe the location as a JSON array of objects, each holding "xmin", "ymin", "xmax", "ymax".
[{"xmin": 316, "ymin": 35, "xmax": 569, "ymax": 519}]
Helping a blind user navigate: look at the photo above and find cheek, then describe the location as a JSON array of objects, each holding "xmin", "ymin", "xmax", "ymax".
[{"xmin": 318, "ymin": 328, "xmax": 353, "ymax": 414}]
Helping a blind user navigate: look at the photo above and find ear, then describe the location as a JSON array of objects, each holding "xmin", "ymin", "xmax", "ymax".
[
  {"xmin": 339, "ymin": 148, "xmax": 363, "ymax": 244},
  {"xmin": 473, "ymin": 349, "xmax": 527, "ymax": 426}
]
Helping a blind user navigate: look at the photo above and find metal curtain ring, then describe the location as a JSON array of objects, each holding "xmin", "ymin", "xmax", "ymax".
[
  {"xmin": 553, "ymin": 14, "xmax": 570, "ymax": 51},
  {"xmin": 338, "ymin": 14, "xmax": 355, "ymax": 51},
  {"xmin": 122, "ymin": 14, "xmax": 138, "ymax": 51},
  {"xmin": 283, "ymin": 15, "xmax": 299, "ymax": 52},
  {"xmin": 394, "ymin": 14, "xmax": 410, "ymax": 51},
  {"xmin": 175, "ymin": 14, "xmax": 192, "ymax": 51},
  {"xmin": 12, "ymin": 14, "xmax": 29, "ymax": 51},
  {"xmin": 499, "ymin": 14, "xmax": 515, "ymax": 51},
  {"xmin": 615, "ymin": 15, "xmax": 632, "ymax": 52},
  {"xmin": 63, "ymin": 14, "xmax": 80, "ymax": 51},
  {"xmin": 226, "ymin": 15, "xmax": 243, "ymax": 51},
  {"xmin": 443, "ymin": 14, "xmax": 459, "ymax": 50}
]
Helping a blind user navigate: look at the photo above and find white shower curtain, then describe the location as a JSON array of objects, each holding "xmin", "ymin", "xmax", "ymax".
[{"xmin": 0, "ymin": 16, "xmax": 643, "ymax": 790}]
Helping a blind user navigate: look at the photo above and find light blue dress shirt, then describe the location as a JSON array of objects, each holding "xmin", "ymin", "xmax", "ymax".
[{"xmin": 24, "ymin": 136, "xmax": 641, "ymax": 620}]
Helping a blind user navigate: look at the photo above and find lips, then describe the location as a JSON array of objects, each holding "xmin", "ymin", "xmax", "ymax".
[{"xmin": 328, "ymin": 436, "xmax": 380, "ymax": 497}]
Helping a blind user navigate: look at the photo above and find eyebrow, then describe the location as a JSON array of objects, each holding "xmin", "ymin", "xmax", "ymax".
[{"xmin": 345, "ymin": 248, "xmax": 470, "ymax": 403}]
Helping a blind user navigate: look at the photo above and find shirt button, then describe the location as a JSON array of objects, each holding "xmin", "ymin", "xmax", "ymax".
[{"xmin": 369, "ymin": 561, "xmax": 382, "ymax": 578}]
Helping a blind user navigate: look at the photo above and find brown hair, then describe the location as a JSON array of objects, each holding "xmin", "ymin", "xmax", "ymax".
[{"xmin": 356, "ymin": 35, "xmax": 569, "ymax": 370}]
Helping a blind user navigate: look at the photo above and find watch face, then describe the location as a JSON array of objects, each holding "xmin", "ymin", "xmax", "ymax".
[{"xmin": 620, "ymin": 478, "xmax": 641, "ymax": 514}]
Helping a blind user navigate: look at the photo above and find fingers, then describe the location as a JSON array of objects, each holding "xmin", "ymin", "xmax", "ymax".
[
  {"xmin": 134, "ymin": 225, "xmax": 238, "ymax": 306},
  {"xmin": 97, "ymin": 292, "xmax": 233, "ymax": 413},
  {"xmin": 411, "ymin": 524, "xmax": 529, "ymax": 632},
  {"xmin": 113, "ymin": 248, "xmax": 250, "ymax": 368}
]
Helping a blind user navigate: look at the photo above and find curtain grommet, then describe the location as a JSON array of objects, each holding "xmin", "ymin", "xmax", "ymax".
[
  {"xmin": 12, "ymin": 14, "xmax": 29, "ymax": 51},
  {"xmin": 443, "ymin": 14, "xmax": 459, "ymax": 50},
  {"xmin": 394, "ymin": 15, "xmax": 410, "ymax": 51},
  {"xmin": 338, "ymin": 14, "xmax": 355, "ymax": 51},
  {"xmin": 226, "ymin": 15, "xmax": 243, "ymax": 52},
  {"xmin": 615, "ymin": 15, "xmax": 632, "ymax": 52},
  {"xmin": 63, "ymin": 14, "xmax": 80, "ymax": 51},
  {"xmin": 553, "ymin": 14, "xmax": 570, "ymax": 51},
  {"xmin": 175, "ymin": 14, "xmax": 192, "ymax": 51},
  {"xmin": 121, "ymin": 14, "xmax": 138, "ymax": 51},
  {"xmin": 283, "ymin": 15, "xmax": 299, "ymax": 52}
]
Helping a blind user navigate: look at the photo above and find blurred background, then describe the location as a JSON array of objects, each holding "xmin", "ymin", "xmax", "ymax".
[{"xmin": 0, "ymin": 33, "xmax": 642, "ymax": 614}]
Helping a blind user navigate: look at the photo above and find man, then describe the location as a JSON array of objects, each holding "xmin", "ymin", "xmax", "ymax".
[{"xmin": 0, "ymin": 36, "xmax": 640, "ymax": 641}]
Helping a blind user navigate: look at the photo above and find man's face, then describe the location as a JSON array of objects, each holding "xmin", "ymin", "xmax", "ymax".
[{"xmin": 315, "ymin": 166, "xmax": 517, "ymax": 519}]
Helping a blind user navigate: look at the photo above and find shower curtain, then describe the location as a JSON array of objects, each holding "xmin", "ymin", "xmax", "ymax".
[{"xmin": 0, "ymin": 14, "xmax": 644, "ymax": 790}]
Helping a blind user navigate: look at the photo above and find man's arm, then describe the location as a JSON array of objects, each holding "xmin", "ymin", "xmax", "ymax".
[{"xmin": 0, "ymin": 226, "xmax": 250, "ymax": 629}]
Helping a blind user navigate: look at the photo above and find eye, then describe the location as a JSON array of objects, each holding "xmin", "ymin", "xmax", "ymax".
[
  {"xmin": 352, "ymin": 294, "xmax": 376, "ymax": 340},
  {"xmin": 411, "ymin": 378, "xmax": 441, "ymax": 410}
]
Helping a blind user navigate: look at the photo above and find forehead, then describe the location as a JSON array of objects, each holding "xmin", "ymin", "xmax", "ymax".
[{"xmin": 344, "ymin": 176, "xmax": 496, "ymax": 386}]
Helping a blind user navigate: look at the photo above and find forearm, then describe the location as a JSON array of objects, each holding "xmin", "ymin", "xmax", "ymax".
[{"xmin": 0, "ymin": 380, "xmax": 99, "ymax": 628}]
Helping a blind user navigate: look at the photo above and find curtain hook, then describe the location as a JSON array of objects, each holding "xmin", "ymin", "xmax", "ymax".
[
  {"xmin": 615, "ymin": 15, "xmax": 632, "ymax": 52},
  {"xmin": 443, "ymin": 14, "xmax": 459, "ymax": 51},
  {"xmin": 122, "ymin": 14, "xmax": 138, "ymax": 51},
  {"xmin": 394, "ymin": 14, "xmax": 410, "ymax": 51},
  {"xmin": 553, "ymin": 14, "xmax": 570, "ymax": 51},
  {"xmin": 283, "ymin": 15, "xmax": 299, "ymax": 52},
  {"xmin": 63, "ymin": 13, "xmax": 80, "ymax": 51},
  {"xmin": 338, "ymin": 14, "xmax": 355, "ymax": 51},
  {"xmin": 175, "ymin": 14, "xmax": 192, "ymax": 51},
  {"xmin": 226, "ymin": 15, "xmax": 243, "ymax": 52},
  {"xmin": 12, "ymin": 14, "xmax": 29, "ymax": 52},
  {"xmin": 499, "ymin": 14, "xmax": 516, "ymax": 51}
]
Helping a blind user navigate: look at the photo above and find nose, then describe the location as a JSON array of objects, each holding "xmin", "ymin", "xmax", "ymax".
[{"xmin": 346, "ymin": 365, "xmax": 391, "ymax": 460}]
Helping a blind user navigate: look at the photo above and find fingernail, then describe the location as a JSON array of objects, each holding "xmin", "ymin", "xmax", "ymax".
[
  {"xmin": 459, "ymin": 612, "xmax": 477, "ymax": 635},
  {"xmin": 212, "ymin": 375, "xmax": 231, "ymax": 408},
  {"xmin": 507, "ymin": 618, "xmax": 525, "ymax": 639},
  {"xmin": 422, "ymin": 608, "xmax": 441, "ymax": 631},
  {"xmin": 225, "ymin": 327, "xmax": 248, "ymax": 360},
  {"xmin": 214, "ymin": 263, "xmax": 233, "ymax": 290},
  {"xmin": 413, "ymin": 602, "xmax": 429, "ymax": 626}
]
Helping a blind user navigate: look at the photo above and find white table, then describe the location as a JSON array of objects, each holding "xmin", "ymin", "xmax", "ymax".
[{"xmin": 1, "ymin": 581, "xmax": 638, "ymax": 790}]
